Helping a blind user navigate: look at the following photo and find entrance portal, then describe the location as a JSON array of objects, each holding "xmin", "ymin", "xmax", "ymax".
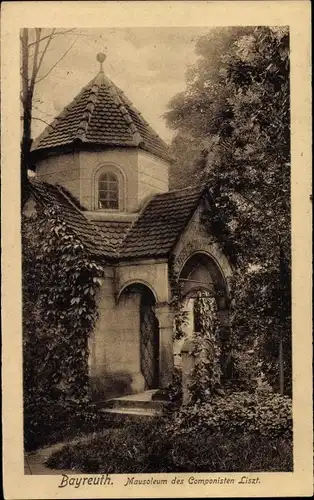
[{"xmin": 175, "ymin": 252, "xmax": 231, "ymax": 379}]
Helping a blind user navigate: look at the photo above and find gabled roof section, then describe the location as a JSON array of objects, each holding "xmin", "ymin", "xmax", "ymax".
[
  {"xmin": 28, "ymin": 180, "xmax": 116, "ymax": 259},
  {"xmin": 31, "ymin": 70, "xmax": 172, "ymax": 162},
  {"xmin": 119, "ymin": 184, "xmax": 207, "ymax": 259},
  {"xmin": 92, "ymin": 220, "xmax": 132, "ymax": 248}
]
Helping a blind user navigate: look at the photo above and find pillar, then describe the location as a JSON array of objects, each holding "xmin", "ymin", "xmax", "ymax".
[
  {"xmin": 181, "ymin": 338, "xmax": 195, "ymax": 404},
  {"xmin": 155, "ymin": 302, "xmax": 174, "ymax": 388}
]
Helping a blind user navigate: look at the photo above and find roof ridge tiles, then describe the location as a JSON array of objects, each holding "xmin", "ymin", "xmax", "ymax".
[
  {"xmin": 31, "ymin": 68, "xmax": 171, "ymax": 162},
  {"xmin": 152, "ymin": 183, "xmax": 207, "ymax": 197},
  {"xmin": 29, "ymin": 179, "xmax": 116, "ymax": 258},
  {"xmin": 76, "ymin": 82, "xmax": 101, "ymax": 141},
  {"xmin": 102, "ymin": 76, "xmax": 142, "ymax": 146},
  {"xmin": 54, "ymin": 183, "xmax": 118, "ymax": 256},
  {"xmin": 118, "ymin": 184, "xmax": 207, "ymax": 259}
]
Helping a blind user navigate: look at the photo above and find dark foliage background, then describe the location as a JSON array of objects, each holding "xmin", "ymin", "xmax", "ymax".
[
  {"xmin": 23, "ymin": 207, "xmax": 104, "ymax": 450},
  {"xmin": 165, "ymin": 26, "xmax": 291, "ymax": 394}
]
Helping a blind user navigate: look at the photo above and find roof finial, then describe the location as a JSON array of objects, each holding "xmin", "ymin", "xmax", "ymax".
[{"xmin": 96, "ymin": 52, "xmax": 106, "ymax": 72}]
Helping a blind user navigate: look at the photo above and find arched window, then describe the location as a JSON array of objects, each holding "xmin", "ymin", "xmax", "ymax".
[{"xmin": 98, "ymin": 172, "xmax": 119, "ymax": 210}]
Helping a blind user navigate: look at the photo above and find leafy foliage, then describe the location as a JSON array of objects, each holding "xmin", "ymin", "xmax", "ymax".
[
  {"xmin": 23, "ymin": 205, "xmax": 105, "ymax": 449},
  {"xmin": 47, "ymin": 396, "xmax": 292, "ymax": 473},
  {"xmin": 189, "ymin": 292, "xmax": 222, "ymax": 402},
  {"xmin": 170, "ymin": 431, "xmax": 292, "ymax": 472},
  {"xmin": 46, "ymin": 418, "xmax": 173, "ymax": 473},
  {"xmin": 229, "ymin": 265, "xmax": 291, "ymax": 394},
  {"xmin": 164, "ymin": 366, "xmax": 183, "ymax": 408},
  {"xmin": 165, "ymin": 26, "xmax": 291, "ymax": 393},
  {"xmin": 170, "ymin": 391, "xmax": 292, "ymax": 440},
  {"xmin": 168, "ymin": 256, "xmax": 189, "ymax": 341}
]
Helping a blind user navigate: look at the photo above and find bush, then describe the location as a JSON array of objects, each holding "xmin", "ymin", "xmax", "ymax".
[
  {"xmin": 168, "ymin": 391, "xmax": 292, "ymax": 440},
  {"xmin": 46, "ymin": 411, "xmax": 292, "ymax": 473},
  {"xmin": 47, "ymin": 417, "xmax": 173, "ymax": 473},
  {"xmin": 24, "ymin": 393, "xmax": 103, "ymax": 451},
  {"xmin": 165, "ymin": 366, "xmax": 182, "ymax": 408},
  {"xmin": 171, "ymin": 431, "xmax": 292, "ymax": 472}
]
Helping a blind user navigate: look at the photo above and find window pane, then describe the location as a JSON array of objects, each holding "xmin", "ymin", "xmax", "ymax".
[
  {"xmin": 108, "ymin": 190, "xmax": 118, "ymax": 197},
  {"xmin": 109, "ymin": 199, "xmax": 118, "ymax": 209},
  {"xmin": 108, "ymin": 180, "xmax": 118, "ymax": 187},
  {"xmin": 98, "ymin": 172, "xmax": 119, "ymax": 210}
]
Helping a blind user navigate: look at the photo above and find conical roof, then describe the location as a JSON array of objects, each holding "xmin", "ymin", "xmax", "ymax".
[{"xmin": 31, "ymin": 68, "xmax": 171, "ymax": 162}]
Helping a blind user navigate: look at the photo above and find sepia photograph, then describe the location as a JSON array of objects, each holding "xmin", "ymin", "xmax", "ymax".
[
  {"xmin": 1, "ymin": 1, "xmax": 312, "ymax": 497},
  {"xmin": 21, "ymin": 25, "xmax": 293, "ymax": 475}
]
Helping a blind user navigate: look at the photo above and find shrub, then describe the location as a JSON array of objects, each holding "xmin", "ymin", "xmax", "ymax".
[
  {"xmin": 189, "ymin": 292, "xmax": 222, "ymax": 403},
  {"xmin": 22, "ymin": 208, "xmax": 105, "ymax": 451},
  {"xmin": 168, "ymin": 391, "xmax": 292, "ymax": 440},
  {"xmin": 47, "ymin": 417, "xmax": 173, "ymax": 473},
  {"xmin": 171, "ymin": 431, "xmax": 292, "ymax": 472},
  {"xmin": 46, "ymin": 411, "xmax": 292, "ymax": 473},
  {"xmin": 24, "ymin": 392, "xmax": 103, "ymax": 451},
  {"xmin": 165, "ymin": 366, "xmax": 182, "ymax": 408}
]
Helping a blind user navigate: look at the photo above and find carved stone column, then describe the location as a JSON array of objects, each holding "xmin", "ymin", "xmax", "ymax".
[
  {"xmin": 155, "ymin": 302, "xmax": 174, "ymax": 388},
  {"xmin": 181, "ymin": 338, "xmax": 195, "ymax": 405}
]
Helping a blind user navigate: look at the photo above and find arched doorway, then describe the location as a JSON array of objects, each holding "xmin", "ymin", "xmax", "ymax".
[
  {"xmin": 119, "ymin": 283, "xmax": 160, "ymax": 390},
  {"xmin": 140, "ymin": 288, "xmax": 160, "ymax": 389},
  {"xmin": 176, "ymin": 252, "xmax": 231, "ymax": 379}
]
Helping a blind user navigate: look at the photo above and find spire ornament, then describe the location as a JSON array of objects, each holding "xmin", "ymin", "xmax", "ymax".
[{"xmin": 96, "ymin": 52, "xmax": 106, "ymax": 72}]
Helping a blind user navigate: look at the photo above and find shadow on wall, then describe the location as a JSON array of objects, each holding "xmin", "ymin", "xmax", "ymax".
[{"xmin": 91, "ymin": 371, "xmax": 133, "ymax": 401}]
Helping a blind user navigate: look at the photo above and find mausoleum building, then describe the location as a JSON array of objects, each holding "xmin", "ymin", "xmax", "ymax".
[{"xmin": 24, "ymin": 55, "xmax": 233, "ymax": 402}]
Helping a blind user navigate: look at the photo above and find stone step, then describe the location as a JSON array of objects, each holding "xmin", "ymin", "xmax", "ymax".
[
  {"xmin": 104, "ymin": 397, "xmax": 167, "ymax": 412},
  {"xmin": 98, "ymin": 389, "xmax": 170, "ymax": 419},
  {"xmin": 101, "ymin": 407, "xmax": 160, "ymax": 417}
]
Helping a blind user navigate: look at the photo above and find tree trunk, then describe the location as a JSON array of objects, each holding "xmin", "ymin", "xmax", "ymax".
[{"xmin": 21, "ymin": 29, "xmax": 31, "ymax": 207}]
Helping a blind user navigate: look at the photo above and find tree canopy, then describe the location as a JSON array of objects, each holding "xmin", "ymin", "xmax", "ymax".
[{"xmin": 165, "ymin": 26, "xmax": 291, "ymax": 393}]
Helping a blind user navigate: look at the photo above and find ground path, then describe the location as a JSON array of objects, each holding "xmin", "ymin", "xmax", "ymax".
[{"xmin": 24, "ymin": 432, "xmax": 109, "ymax": 475}]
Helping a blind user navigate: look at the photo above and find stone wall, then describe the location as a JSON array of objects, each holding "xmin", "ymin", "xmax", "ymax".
[
  {"xmin": 35, "ymin": 148, "xmax": 169, "ymax": 214},
  {"xmin": 173, "ymin": 204, "xmax": 233, "ymax": 281},
  {"xmin": 89, "ymin": 267, "xmax": 145, "ymax": 400},
  {"xmin": 36, "ymin": 152, "xmax": 80, "ymax": 200},
  {"xmin": 116, "ymin": 259, "xmax": 169, "ymax": 303},
  {"xmin": 79, "ymin": 149, "xmax": 139, "ymax": 212},
  {"xmin": 137, "ymin": 151, "xmax": 169, "ymax": 206},
  {"xmin": 171, "ymin": 203, "xmax": 233, "ymax": 368}
]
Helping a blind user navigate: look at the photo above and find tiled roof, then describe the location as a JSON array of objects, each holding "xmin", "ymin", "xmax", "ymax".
[
  {"xmin": 92, "ymin": 220, "xmax": 132, "ymax": 248},
  {"xmin": 27, "ymin": 181, "xmax": 207, "ymax": 261},
  {"xmin": 31, "ymin": 71, "xmax": 171, "ymax": 162},
  {"xmin": 28, "ymin": 180, "xmax": 116, "ymax": 259},
  {"xmin": 119, "ymin": 185, "xmax": 206, "ymax": 259}
]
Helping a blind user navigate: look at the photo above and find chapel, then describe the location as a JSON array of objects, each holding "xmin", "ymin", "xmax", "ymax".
[{"xmin": 24, "ymin": 54, "xmax": 233, "ymax": 403}]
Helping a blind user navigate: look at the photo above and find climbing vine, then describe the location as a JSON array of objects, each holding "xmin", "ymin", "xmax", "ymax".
[
  {"xmin": 168, "ymin": 253, "xmax": 189, "ymax": 341},
  {"xmin": 188, "ymin": 291, "xmax": 222, "ymax": 402},
  {"xmin": 23, "ymin": 203, "xmax": 105, "ymax": 440}
]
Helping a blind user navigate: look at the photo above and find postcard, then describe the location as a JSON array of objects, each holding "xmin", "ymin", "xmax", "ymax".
[{"xmin": 1, "ymin": 1, "xmax": 312, "ymax": 498}]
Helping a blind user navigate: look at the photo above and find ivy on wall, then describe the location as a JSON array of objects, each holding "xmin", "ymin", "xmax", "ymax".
[
  {"xmin": 23, "ymin": 204, "xmax": 105, "ymax": 402},
  {"xmin": 188, "ymin": 291, "xmax": 222, "ymax": 402},
  {"xmin": 168, "ymin": 253, "xmax": 189, "ymax": 341}
]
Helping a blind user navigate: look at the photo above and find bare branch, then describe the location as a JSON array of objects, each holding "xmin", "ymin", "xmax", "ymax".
[
  {"xmin": 27, "ymin": 29, "xmax": 76, "ymax": 47},
  {"xmin": 29, "ymin": 29, "xmax": 41, "ymax": 94},
  {"xmin": 32, "ymin": 104, "xmax": 55, "ymax": 118},
  {"xmin": 35, "ymin": 35, "xmax": 79, "ymax": 84},
  {"xmin": 21, "ymin": 29, "xmax": 29, "ymax": 102},
  {"xmin": 35, "ymin": 29, "xmax": 56, "ymax": 77},
  {"xmin": 31, "ymin": 116, "xmax": 53, "ymax": 127}
]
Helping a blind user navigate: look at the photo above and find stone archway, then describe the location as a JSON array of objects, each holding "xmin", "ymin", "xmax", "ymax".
[
  {"xmin": 119, "ymin": 283, "xmax": 160, "ymax": 391},
  {"xmin": 175, "ymin": 252, "xmax": 231, "ymax": 380},
  {"xmin": 179, "ymin": 252, "xmax": 229, "ymax": 324}
]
